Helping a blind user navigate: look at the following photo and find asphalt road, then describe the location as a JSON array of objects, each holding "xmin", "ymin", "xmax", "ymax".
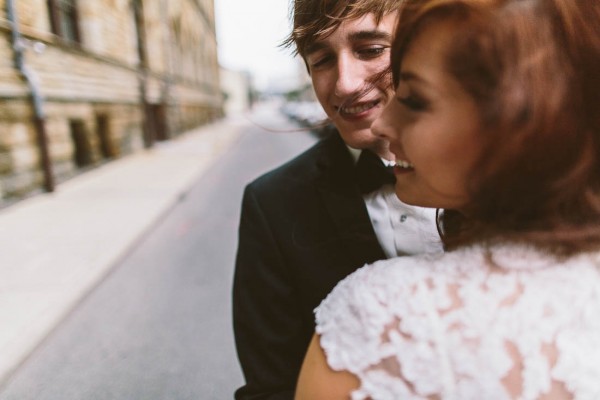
[{"xmin": 0, "ymin": 106, "xmax": 317, "ymax": 400}]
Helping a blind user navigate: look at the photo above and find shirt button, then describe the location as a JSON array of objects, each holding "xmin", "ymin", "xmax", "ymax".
[{"xmin": 400, "ymin": 215, "xmax": 408, "ymax": 222}]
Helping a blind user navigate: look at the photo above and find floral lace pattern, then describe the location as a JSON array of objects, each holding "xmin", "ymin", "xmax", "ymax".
[{"xmin": 315, "ymin": 244, "xmax": 600, "ymax": 399}]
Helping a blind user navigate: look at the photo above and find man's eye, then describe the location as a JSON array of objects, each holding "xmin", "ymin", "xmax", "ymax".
[
  {"xmin": 397, "ymin": 95, "xmax": 427, "ymax": 111},
  {"xmin": 358, "ymin": 46, "xmax": 387, "ymax": 59},
  {"xmin": 309, "ymin": 55, "xmax": 333, "ymax": 69}
]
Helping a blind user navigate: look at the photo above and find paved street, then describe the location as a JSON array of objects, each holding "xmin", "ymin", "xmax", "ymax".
[{"xmin": 0, "ymin": 105, "xmax": 317, "ymax": 399}]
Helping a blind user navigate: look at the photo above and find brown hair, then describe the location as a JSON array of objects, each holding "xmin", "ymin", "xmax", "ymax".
[
  {"xmin": 392, "ymin": 0, "xmax": 600, "ymax": 255},
  {"xmin": 282, "ymin": 0, "xmax": 403, "ymax": 59}
]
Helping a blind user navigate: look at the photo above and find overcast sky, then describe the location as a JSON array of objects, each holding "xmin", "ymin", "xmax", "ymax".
[{"xmin": 214, "ymin": 0, "xmax": 302, "ymax": 90}]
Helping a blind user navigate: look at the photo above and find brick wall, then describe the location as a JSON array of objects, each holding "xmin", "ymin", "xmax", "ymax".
[{"xmin": 0, "ymin": 0, "xmax": 223, "ymax": 204}]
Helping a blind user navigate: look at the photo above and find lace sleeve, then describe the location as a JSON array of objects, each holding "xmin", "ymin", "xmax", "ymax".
[
  {"xmin": 315, "ymin": 261, "xmax": 400, "ymax": 373},
  {"xmin": 314, "ymin": 255, "xmax": 447, "ymax": 399},
  {"xmin": 314, "ymin": 245, "xmax": 600, "ymax": 400}
]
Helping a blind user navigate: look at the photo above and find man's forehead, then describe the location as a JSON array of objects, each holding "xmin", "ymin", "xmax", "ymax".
[{"xmin": 305, "ymin": 15, "xmax": 395, "ymax": 54}]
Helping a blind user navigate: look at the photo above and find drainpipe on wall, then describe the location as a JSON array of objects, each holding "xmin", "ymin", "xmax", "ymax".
[
  {"xmin": 160, "ymin": 0, "xmax": 172, "ymax": 138},
  {"xmin": 6, "ymin": 0, "xmax": 54, "ymax": 192},
  {"xmin": 132, "ymin": 0, "xmax": 153, "ymax": 148}
]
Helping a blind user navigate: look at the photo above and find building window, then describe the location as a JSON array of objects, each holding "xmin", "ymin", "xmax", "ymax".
[
  {"xmin": 70, "ymin": 120, "xmax": 93, "ymax": 168},
  {"xmin": 96, "ymin": 114, "xmax": 116, "ymax": 159},
  {"xmin": 47, "ymin": 0, "xmax": 81, "ymax": 44}
]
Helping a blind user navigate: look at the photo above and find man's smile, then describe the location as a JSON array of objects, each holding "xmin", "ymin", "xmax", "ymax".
[{"xmin": 338, "ymin": 99, "xmax": 381, "ymax": 117}]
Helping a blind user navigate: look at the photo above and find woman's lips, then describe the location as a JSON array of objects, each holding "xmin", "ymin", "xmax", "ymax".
[
  {"xmin": 394, "ymin": 159, "xmax": 415, "ymax": 173},
  {"xmin": 396, "ymin": 160, "xmax": 414, "ymax": 169}
]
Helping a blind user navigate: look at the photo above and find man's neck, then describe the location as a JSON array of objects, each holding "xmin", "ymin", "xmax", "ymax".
[{"xmin": 346, "ymin": 146, "xmax": 395, "ymax": 164}]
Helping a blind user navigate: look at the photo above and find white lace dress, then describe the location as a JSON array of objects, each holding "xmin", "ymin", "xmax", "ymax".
[{"xmin": 315, "ymin": 243, "xmax": 600, "ymax": 399}]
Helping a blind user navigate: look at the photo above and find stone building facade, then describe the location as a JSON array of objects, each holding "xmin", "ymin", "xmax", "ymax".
[{"xmin": 0, "ymin": 0, "xmax": 222, "ymax": 203}]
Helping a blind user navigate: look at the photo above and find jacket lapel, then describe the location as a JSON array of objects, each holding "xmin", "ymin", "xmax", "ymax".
[{"xmin": 315, "ymin": 133, "xmax": 387, "ymax": 264}]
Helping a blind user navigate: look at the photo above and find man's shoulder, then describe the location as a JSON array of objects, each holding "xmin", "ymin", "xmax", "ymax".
[{"xmin": 248, "ymin": 131, "xmax": 346, "ymax": 193}]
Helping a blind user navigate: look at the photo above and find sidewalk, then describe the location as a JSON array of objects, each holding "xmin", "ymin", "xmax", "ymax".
[{"xmin": 0, "ymin": 115, "xmax": 246, "ymax": 384}]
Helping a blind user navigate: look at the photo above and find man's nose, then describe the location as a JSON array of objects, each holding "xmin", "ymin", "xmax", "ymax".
[{"xmin": 334, "ymin": 55, "xmax": 363, "ymax": 98}]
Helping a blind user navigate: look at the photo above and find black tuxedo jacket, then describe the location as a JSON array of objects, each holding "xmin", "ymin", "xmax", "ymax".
[{"xmin": 233, "ymin": 132, "xmax": 387, "ymax": 400}]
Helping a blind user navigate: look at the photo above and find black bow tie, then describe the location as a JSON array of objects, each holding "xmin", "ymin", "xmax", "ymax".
[{"xmin": 355, "ymin": 150, "xmax": 396, "ymax": 194}]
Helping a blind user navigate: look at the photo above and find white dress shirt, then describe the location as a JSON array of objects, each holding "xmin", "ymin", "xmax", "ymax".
[{"xmin": 349, "ymin": 148, "xmax": 443, "ymax": 257}]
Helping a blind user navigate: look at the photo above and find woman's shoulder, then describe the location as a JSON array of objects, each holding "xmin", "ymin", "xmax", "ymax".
[
  {"xmin": 313, "ymin": 245, "xmax": 483, "ymax": 371},
  {"xmin": 315, "ymin": 244, "xmax": 600, "ymax": 398},
  {"xmin": 316, "ymin": 245, "xmax": 485, "ymax": 316},
  {"xmin": 315, "ymin": 243, "xmax": 600, "ymax": 369}
]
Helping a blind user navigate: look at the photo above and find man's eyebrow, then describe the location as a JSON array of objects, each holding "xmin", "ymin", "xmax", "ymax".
[
  {"xmin": 348, "ymin": 30, "xmax": 392, "ymax": 42},
  {"xmin": 305, "ymin": 29, "xmax": 392, "ymax": 55},
  {"xmin": 305, "ymin": 41, "xmax": 327, "ymax": 56}
]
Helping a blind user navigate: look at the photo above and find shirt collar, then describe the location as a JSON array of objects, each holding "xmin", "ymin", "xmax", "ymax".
[{"xmin": 347, "ymin": 146, "xmax": 395, "ymax": 167}]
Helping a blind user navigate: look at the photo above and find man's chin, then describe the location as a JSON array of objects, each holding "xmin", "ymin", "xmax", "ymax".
[{"xmin": 337, "ymin": 127, "xmax": 380, "ymax": 150}]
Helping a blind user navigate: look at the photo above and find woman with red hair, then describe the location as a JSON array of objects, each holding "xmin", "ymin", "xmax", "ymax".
[{"xmin": 296, "ymin": 0, "xmax": 600, "ymax": 398}]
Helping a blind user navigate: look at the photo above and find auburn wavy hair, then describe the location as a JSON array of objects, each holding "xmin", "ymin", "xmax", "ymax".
[{"xmin": 391, "ymin": 0, "xmax": 600, "ymax": 255}]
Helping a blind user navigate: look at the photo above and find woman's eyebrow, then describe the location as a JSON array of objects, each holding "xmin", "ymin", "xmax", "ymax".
[{"xmin": 399, "ymin": 71, "xmax": 427, "ymax": 84}]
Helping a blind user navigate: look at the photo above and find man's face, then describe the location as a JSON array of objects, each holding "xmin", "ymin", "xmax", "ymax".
[{"xmin": 305, "ymin": 13, "xmax": 397, "ymax": 156}]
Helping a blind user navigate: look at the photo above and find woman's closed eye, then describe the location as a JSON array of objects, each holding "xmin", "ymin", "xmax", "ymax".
[
  {"xmin": 396, "ymin": 78, "xmax": 430, "ymax": 112},
  {"xmin": 397, "ymin": 94, "xmax": 428, "ymax": 111}
]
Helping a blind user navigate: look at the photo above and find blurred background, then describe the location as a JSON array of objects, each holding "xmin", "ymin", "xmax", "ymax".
[{"xmin": 0, "ymin": 0, "xmax": 324, "ymax": 398}]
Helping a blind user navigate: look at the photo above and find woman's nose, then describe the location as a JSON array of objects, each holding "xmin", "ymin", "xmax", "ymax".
[{"xmin": 372, "ymin": 103, "xmax": 394, "ymax": 140}]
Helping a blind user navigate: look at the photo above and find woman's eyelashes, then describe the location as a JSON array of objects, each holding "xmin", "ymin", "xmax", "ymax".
[{"xmin": 397, "ymin": 91, "xmax": 428, "ymax": 111}]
